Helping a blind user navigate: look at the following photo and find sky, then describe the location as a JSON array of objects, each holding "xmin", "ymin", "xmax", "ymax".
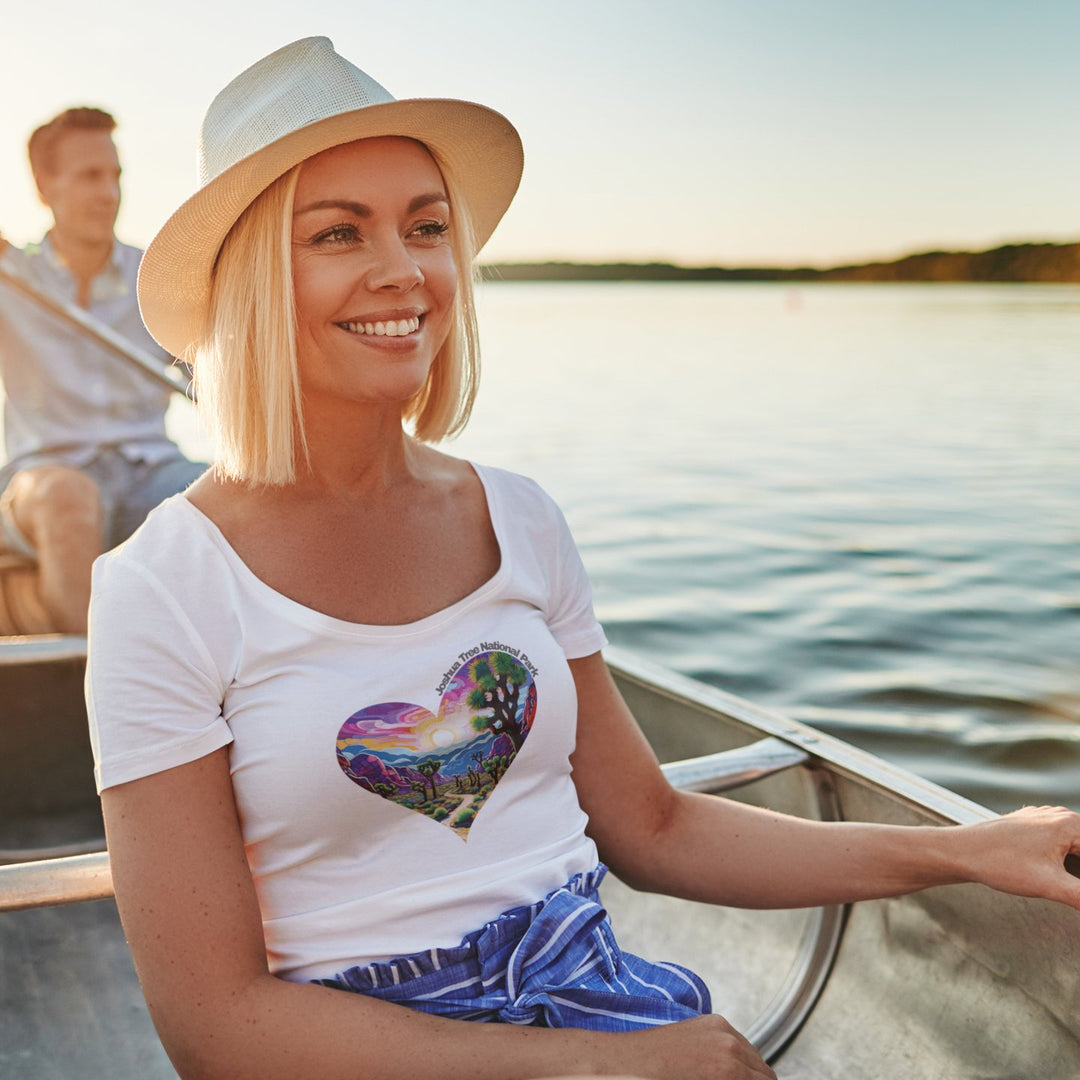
[{"xmin": 1, "ymin": 0, "xmax": 1079, "ymax": 267}]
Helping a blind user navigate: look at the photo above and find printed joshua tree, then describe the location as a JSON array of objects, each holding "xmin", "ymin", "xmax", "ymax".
[
  {"xmin": 416, "ymin": 758, "xmax": 443, "ymax": 801},
  {"xmin": 468, "ymin": 652, "xmax": 529, "ymax": 750},
  {"xmin": 483, "ymin": 753, "xmax": 512, "ymax": 784},
  {"xmin": 410, "ymin": 779, "xmax": 427, "ymax": 803},
  {"xmin": 469, "ymin": 752, "xmax": 485, "ymax": 791}
]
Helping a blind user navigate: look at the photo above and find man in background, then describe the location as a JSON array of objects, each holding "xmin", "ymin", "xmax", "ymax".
[{"xmin": 0, "ymin": 107, "xmax": 203, "ymax": 633}]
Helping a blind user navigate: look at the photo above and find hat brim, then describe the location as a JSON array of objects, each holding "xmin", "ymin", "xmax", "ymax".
[{"xmin": 138, "ymin": 98, "xmax": 523, "ymax": 358}]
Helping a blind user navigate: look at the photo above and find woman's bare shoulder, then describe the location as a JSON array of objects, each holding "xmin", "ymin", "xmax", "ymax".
[
  {"xmin": 184, "ymin": 469, "xmax": 227, "ymax": 512},
  {"xmin": 410, "ymin": 443, "xmax": 476, "ymax": 485},
  {"xmin": 403, "ymin": 445, "xmax": 490, "ymax": 514},
  {"xmin": 184, "ymin": 470, "xmax": 266, "ymax": 528}
]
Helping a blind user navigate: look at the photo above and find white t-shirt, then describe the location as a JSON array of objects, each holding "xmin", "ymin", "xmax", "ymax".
[{"xmin": 86, "ymin": 463, "xmax": 607, "ymax": 982}]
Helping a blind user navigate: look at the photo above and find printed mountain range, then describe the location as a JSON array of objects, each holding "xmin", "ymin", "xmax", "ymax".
[{"xmin": 340, "ymin": 731, "xmax": 518, "ymax": 794}]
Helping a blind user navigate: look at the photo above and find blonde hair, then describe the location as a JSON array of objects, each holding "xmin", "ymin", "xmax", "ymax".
[{"xmin": 189, "ymin": 145, "xmax": 481, "ymax": 486}]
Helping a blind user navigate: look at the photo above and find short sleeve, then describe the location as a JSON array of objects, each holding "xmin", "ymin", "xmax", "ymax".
[
  {"xmin": 543, "ymin": 497, "xmax": 608, "ymax": 660},
  {"xmin": 86, "ymin": 550, "xmax": 233, "ymax": 793}
]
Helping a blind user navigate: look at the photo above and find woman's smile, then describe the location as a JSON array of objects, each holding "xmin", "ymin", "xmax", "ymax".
[{"xmin": 338, "ymin": 313, "xmax": 423, "ymax": 338}]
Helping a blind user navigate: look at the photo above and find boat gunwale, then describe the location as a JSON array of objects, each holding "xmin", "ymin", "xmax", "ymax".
[{"xmin": 0, "ymin": 633, "xmax": 88, "ymax": 666}]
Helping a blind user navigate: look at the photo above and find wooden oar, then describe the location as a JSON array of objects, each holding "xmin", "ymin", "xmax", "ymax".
[{"xmin": 0, "ymin": 245, "xmax": 193, "ymax": 400}]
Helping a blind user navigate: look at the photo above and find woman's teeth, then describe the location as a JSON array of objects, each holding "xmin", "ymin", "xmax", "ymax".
[{"xmin": 341, "ymin": 317, "xmax": 421, "ymax": 337}]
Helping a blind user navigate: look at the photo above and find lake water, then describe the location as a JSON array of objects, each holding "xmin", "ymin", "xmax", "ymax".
[{"xmin": 168, "ymin": 281, "xmax": 1080, "ymax": 813}]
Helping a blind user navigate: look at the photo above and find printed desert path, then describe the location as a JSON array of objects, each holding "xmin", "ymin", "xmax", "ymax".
[{"xmin": 449, "ymin": 792, "xmax": 480, "ymax": 838}]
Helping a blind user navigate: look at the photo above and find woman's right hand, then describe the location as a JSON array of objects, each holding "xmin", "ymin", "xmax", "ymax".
[{"xmin": 597, "ymin": 1014, "xmax": 777, "ymax": 1079}]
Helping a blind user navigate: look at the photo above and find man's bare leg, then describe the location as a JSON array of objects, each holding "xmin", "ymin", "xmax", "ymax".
[{"xmin": 7, "ymin": 466, "xmax": 104, "ymax": 634}]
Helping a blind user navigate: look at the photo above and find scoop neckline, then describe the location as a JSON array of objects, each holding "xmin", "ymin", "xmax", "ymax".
[{"xmin": 177, "ymin": 461, "xmax": 509, "ymax": 639}]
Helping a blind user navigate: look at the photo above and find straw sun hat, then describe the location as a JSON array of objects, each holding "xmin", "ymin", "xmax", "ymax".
[{"xmin": 138, "ymin": 36, "xmax": 524, "ymax": 359}]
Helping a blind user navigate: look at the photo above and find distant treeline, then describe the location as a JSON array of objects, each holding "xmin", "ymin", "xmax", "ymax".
[{"xmin": 479, "ymin": 241, "xmax": 1080, "ymax": 284}]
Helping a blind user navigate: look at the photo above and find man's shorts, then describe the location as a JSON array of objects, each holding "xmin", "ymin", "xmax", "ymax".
[{"xmin": 0, "ymin": 446, "xmax": 206, "ymax": 560}]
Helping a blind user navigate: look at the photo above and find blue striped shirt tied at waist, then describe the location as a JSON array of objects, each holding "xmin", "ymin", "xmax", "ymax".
[{"xmin": 316, "ymin": 865, "xmax": 711, "ymax": 1031}]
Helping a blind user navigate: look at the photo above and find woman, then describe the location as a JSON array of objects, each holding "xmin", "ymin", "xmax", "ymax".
[{"xmin": 88, "ymin": 37, "xmax": 1080, "ymax": 1080}]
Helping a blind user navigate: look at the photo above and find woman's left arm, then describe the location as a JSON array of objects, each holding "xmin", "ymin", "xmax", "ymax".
[{"xmin": 568, "ymin": 651, "xmax": 1080, "ymax": 910}]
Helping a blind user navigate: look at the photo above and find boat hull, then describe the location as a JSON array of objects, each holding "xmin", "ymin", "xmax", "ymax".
[
  {"xmin": 0, "ymin": 650, "xmax": 96, "ymax": 820},
  {"xmin": 608, "ymin": 649, "xmax": 1080, "ymax": 1077},
  {"xmin": 1, "ymin": 642, "xmax": 1078, "ymax": 1078}
]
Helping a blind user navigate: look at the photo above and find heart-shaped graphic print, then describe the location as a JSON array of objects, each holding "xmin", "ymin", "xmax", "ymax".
[{"xmin": 335, "ymin": 650, "xmax": 537, "ymax": 839}]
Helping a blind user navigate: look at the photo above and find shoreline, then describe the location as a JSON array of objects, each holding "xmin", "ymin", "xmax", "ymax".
[{"xmin": 480, "ymin": 240, "xmax": 1080, "ymax": 284}]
